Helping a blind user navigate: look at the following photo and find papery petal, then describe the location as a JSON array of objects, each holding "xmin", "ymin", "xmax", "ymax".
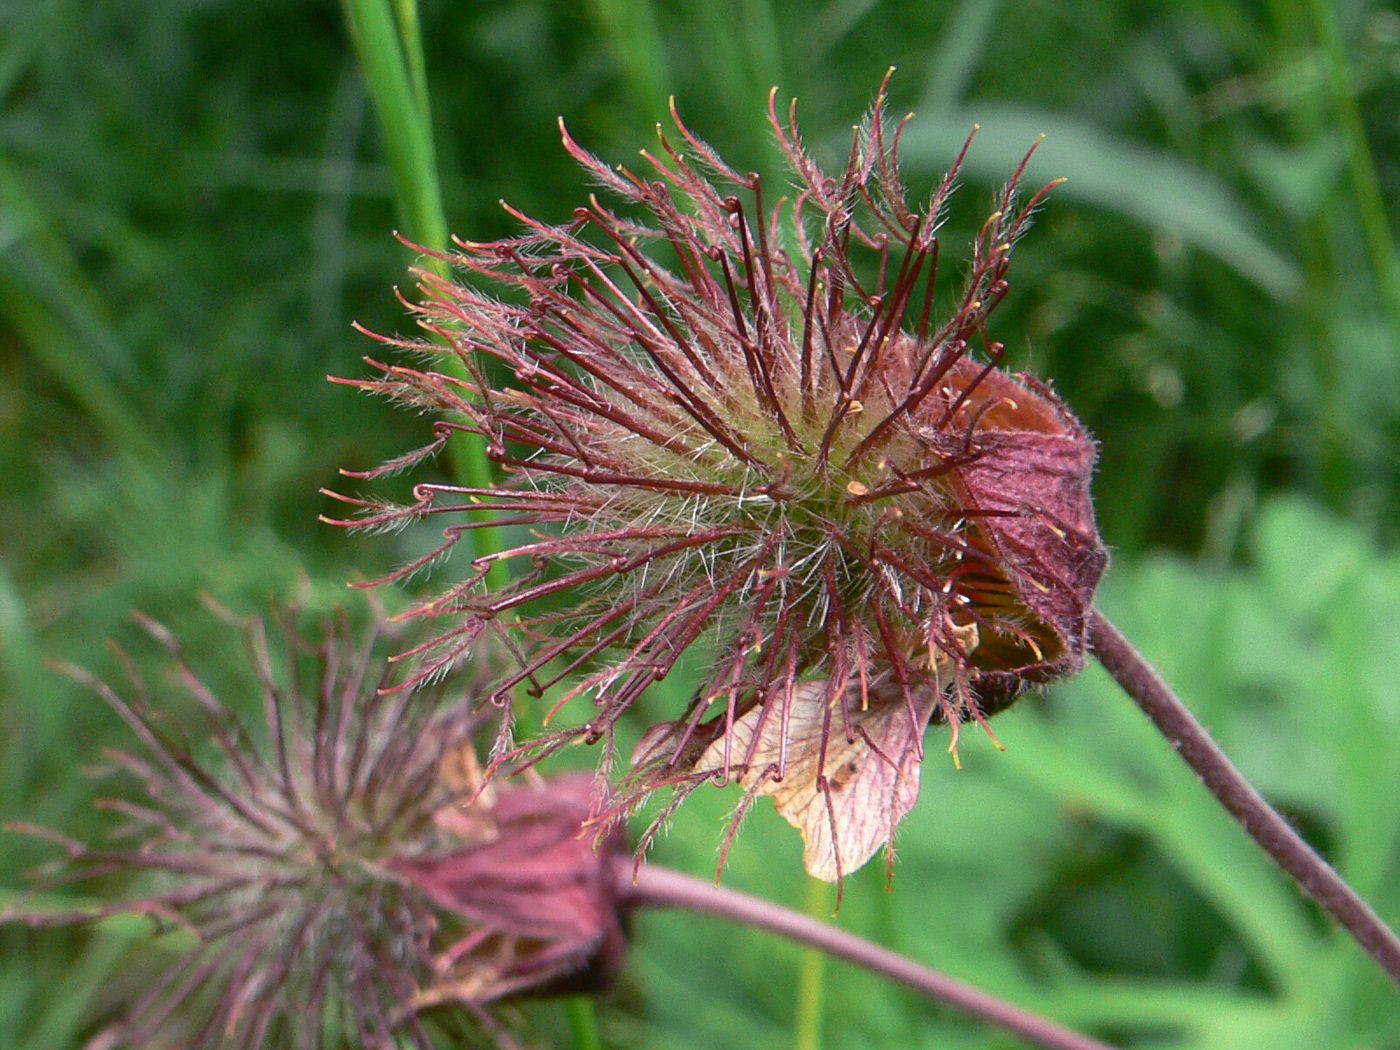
[{"xmin": 695, "ymin": 683, "xmax": 940, "ymax": 881}]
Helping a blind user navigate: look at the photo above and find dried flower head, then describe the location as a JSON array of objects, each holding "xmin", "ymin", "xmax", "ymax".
[
  {"xmin": 4, "ymin": 606, "xmax": 628, "ymax": 1049},
  {"xmin": 328, "ymin": 74, "xmax": 1107, "ymax": 880},
  {"xmin": 391, "ymin": 768, "xmax": 628, "ymax": 1011}
]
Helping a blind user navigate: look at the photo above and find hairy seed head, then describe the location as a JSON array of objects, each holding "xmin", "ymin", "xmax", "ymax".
[
  {"xmin": 4, "ymin": 607, "xmax": 628, "ymax": 1048},
  {"xmin": 329, "ymin": 74, "xmax": 1107, "ymax": 879}
]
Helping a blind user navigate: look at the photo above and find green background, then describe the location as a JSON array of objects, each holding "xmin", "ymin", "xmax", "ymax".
[{"xmin": 1, "ymin": 0, "xmax": 1398, "ymax": 1046}]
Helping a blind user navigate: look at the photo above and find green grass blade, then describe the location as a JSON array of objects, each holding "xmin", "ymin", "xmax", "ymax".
[
  {"xmin": 392, "ymin": 0, "xmax": 430, "ymax": 125},
  {"xmin": 0, "ymin": 163, "xmax": 161, "ymax": 462},
  {"xmin": 793, "ymin": 877, "xmax": 832, "ymax": 1050},
  {"xmin": 898, "ymin": 106, "xmax": 1304, "ymax": 300},
  {"xmin": 339, "ymin": 0, "xmax": 502, "ymax": 573},
  {"xmin": 1305, "ymin": 0, "xmax": 1400, "ymax": 342},
  {"xmin": 0, "ymin": 0, "xmax": 75, "ymax": 107},
  {"xmin": 919, "ymin": 0, "xmax": 1003, "ymax": 113},
  {"xmin": 26, "ymin": 930, "xmax": 133, "ymax": 1050},
  {"xmin": 586, "ymin": 0, "xmax": 671, "ymax": 120},
  {"xmin": 339, "ymin": 0, "xmax": 445, "ymax": 255},
  {"xmin": 565, "ymin": 996, "xmax": 605, "ymax": 1050}
]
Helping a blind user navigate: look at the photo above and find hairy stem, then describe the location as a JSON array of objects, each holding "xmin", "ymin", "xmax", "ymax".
[
  {"xmin": 1089, "ymin": 608, "xmax": 1400, "ymax": 989},
  {"xmin": 617, "ymin": 861, "xmax": 1120, "ymax": 1050}
]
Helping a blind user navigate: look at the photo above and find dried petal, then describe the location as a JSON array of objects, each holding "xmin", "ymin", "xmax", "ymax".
[
  {"xmin": 693, "ymin": 682, "xmax": 940, "ymax": 882},
  {"xmin": 391, "ymin": 773, "xmax": 628, "ymax": 1006}
]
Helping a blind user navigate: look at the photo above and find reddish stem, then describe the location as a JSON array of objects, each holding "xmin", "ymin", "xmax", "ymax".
[
  {"xmin": 617, "ymin": 860, "xmax": 1119, "ymax": 1050},
  {"xmin": 1089, "ymin": 608, "xmax": 1400, "ymax": 989}
]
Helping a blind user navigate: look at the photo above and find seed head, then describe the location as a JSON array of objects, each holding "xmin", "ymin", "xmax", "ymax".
[
  {"xmin": 4, "ymin": 606, "xmax": 628, "ymax": 1049},
  {"xmin": 329, "ymin": 74, "xmax": 1107, "ymax": 880}
]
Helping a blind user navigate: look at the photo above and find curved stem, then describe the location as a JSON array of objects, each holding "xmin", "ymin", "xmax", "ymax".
[
  {"xmin": 617, "ymin": 861, "xmax": 1120, "ymax": 1050},
  {"xmin": 1089, "ymin": 608, "xmax": 1400, "ymax": 989}
]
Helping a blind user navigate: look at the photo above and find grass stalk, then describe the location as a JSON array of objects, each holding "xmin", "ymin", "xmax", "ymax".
[
  {"xmin": 391, "ymin": 0, "xmax": 430, "ymax": 123},
  {"xmin": 565, "ymin": 996, "xmax": 604, "ymax": 1050},
  {"xmin": 584, "ymin": 0, "xmax": 670, "ymax": 120},
  {"xmin": 1305, "ymin": 0, "xmax": 1400, "ymax": 342},
  {"xmin": 793, "ymin": 877, "xmax": 831, "ymax": 1050},
  {"xmin": 339, "ymin": 0, "xmax": 504, "ymax": 579}
]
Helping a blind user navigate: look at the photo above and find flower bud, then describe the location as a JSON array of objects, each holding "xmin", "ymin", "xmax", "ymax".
[{"xmin": 390, "ymin": 771, "xmax": 628, "ymax": 1008}]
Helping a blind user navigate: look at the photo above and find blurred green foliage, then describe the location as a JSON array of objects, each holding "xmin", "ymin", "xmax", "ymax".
[{"xmin": 1, "ymin": 0, "xmax": 1398, "ymax": 1046}]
